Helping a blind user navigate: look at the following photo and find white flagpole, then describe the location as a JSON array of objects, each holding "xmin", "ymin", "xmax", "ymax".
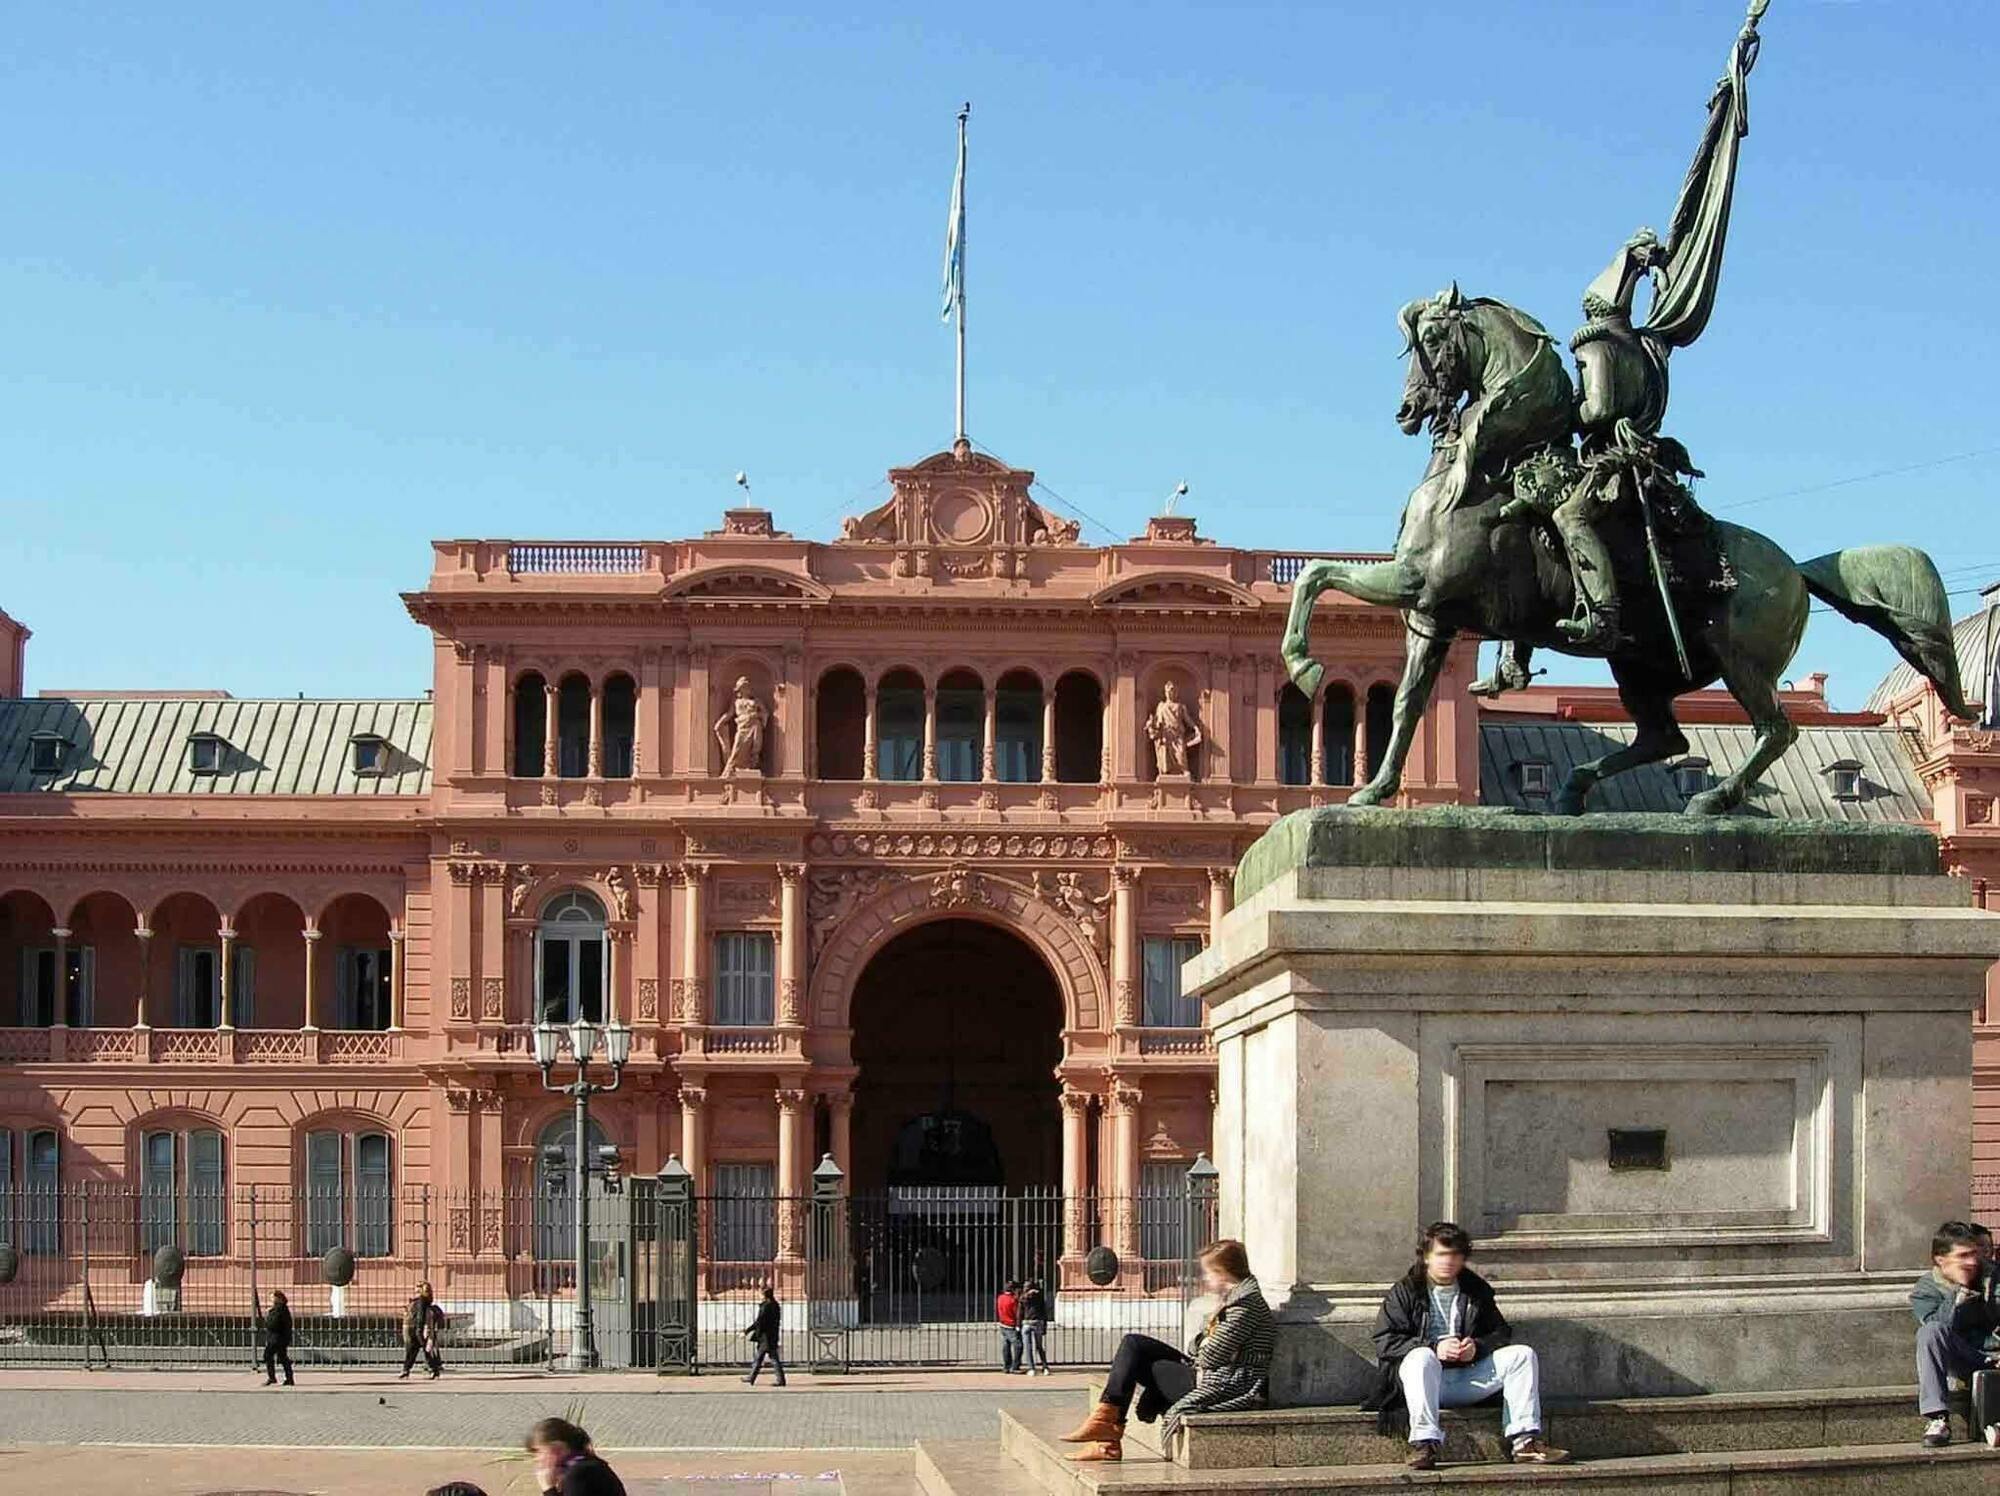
[{"xmin": 944, "ymin": 102, "xmax": 969, "ymax": 444}]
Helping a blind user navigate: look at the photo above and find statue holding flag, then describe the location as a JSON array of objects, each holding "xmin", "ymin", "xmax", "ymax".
[{"xmin": 1279, "ymin": 1, "xmax": 1976, "ymax": 816}]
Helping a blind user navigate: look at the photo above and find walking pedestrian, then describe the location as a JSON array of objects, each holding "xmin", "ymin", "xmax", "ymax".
[
  {"xmin": 260, "ymin": 1289, "xmax": 294, "ymax": 1386},
  {"xmin": 996, "ymin": 1278, "xmax": 1023, "ymax": 1373},
  {"xmin": 400, "ymin": 1279, "xmax": 445, "ymax": 1380},
  {"xmin": 742, "ymin": 1284, "xmax": 787, "ymax": 1386},
  {"xmin": 527, "ymin": 1415, "xmax": 627, "ymax": 1496},
  {"xmin": 1019, "ymin": 1278, "xmax": 1052, "ymax": 1374}
]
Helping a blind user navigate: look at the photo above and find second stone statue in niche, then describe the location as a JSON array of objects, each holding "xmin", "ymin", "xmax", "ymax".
[
  {"xmin": 713, "ymin": 676, "xmax": 770, "ymax": 776},
  {"xmin": 1145, "ymin": 681, "xmax": 1203, "ymax": 778}
]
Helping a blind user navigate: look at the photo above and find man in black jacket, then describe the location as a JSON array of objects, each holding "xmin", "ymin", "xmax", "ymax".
[
  {"xmin": 1361, "ymin": 1222, "xmax": 1568, "ymax": 1470},
  {"xmin": 743, "ymin": 1285, "xmax": 786, "ymax": 1386},
  {"xmin": 260, "ymin": 1289, "xmax": 294, "ymax": 1386}
]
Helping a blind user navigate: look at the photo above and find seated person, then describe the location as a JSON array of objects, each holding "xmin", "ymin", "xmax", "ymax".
[
  {"xmin": 1059, "ymin": 1239, "xmax": 1274, "ymax": 1463},
  {"xmin": 1912, "ymin": 1220, "xmax": 2000, "ymax": 1449},
  {"xmin": 1361, "ymin": 1221, "xmax": 1569, "ymax": 1470}
]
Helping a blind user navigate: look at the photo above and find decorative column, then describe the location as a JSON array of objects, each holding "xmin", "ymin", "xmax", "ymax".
[
  {"xmin": 776, "ymin": 1087, "xmax": 808, "ymax": 1257},
  {"xmin": 777, "ymin": 864, "xmax": 806, "ymax": 1027},
  {"xmin": 676, "ymin": 863, "xmax": 709, "ymax": 1025},
  {"xmin": 981, "ymin": 683, "xmax": 998, "ymax": 782},
  {"xmin": 679, "ymin": 1085, "xmax": 708, "ymax": 1193},
  {"xmin": 1059, "ymin": 1087, "xmax": 1092, "ymax": 1264},
  {"xmin": 133, "ymin": 922, "xmax": 152, "ymax": 1029},
  {"xmin": 541, "ymin": 682, "xmax": 559, "ymax": 778},
  {"xmin": 1207, "ymin": 867, "xmax": 1233, "ymax": 937},
  {"xmin": 1353, "ymin": 700, "xmax": 1369, "ymax": 787},
  {"xmin": 863, "ymin": 680, "xmax": 880, "ymax": 780},
  {"xmin": 1111, "ymin": 865, "xmax": 1140, "ymax": 1027},
  {"xmin": 826, "ymin": 1089, "xmax": 854, "ymax": 1174},
  {"xmin": 302, "ymin": 923, "xmax": 321, "ymax": 1030},
  {"xmin": 1256, "ymin": 657, "xmax": 1278, "ymax": 783},
  {"xmin": 921, "ymin": 685, "xmax": 938, "ymax": 781},
  {"xmin": 1040, "ymin": 690, "xmax": 1057, "ymax": 783},
  {"xmin": 387, "ymin": 923, "xmax": 405, "ymax": 1030},
  {"xmin": 587, "ymin": 681, "xmax": 604, "ymax": 777},
  {"xmin": 1310, "ymin": 690, "xmax": 1327, "ymax": 786},
  {"xmin": 218, "ymin": 920, "xmax": 237, "ymax": 1030},
  {"xmin": 605, "ymin": 928, "xmax": 621, "ymax": 1026},
  {"xmin": 50, "ymin": 926, "xmax": 70, "ymax": 1028},
  {"xmin": 1107, "ymin": 1080, "xmax": 1143, "ymax": 1264}
]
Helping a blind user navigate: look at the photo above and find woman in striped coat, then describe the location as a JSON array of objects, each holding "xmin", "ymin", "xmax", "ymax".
[{"xmin": 1060, "ymin": 1239, "xmax": 1276, "ymax": 1463}]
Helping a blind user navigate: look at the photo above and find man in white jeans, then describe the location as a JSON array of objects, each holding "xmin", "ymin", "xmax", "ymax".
[{"xmin": 1362, "ymin": 1221, "xmax": 1570, "ymax": 1470}]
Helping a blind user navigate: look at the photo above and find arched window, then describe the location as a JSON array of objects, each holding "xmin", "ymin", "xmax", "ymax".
[
  {"xmin": 556, "ymin": 675, "xmax": 591, "ymax": 778},
  {"xmin": 935, "ymin": 669, "xmax": 983, "ymax": 782},
  {"xmin": 1365, "ymin": 684, "xmax": 1395, "ymax": 780},
  {"xmin": 513, "ymin": 672, "xmax": 547, "ymax": 777},
  {"xmin": 602, "ymin": 674, "xmax": 636, "ymax": 779},
  {"xmin": 1053, "ymin": 671, "xmax": 1104, "ymax": 784},
  {"xmin": 140, "ymin": 1125, "xmax": 226, "ymax": 1257},
  {"xmin": 1278, "ymin": 685, "xmax": 1312, "ymax": 786},
  {"xmin": 304, "ymin": 1126, "xmax": 393, "ymax": 1258},
  {"xmin": 995, "ymin": 670, "xmax": 1043, "ymax": 783},
  {"xmin": 537, "ymin": 891, "xmax": 606, "ymax": 1024},
  {"xmin": 535, "ymin": 1114, "xmax": 609, "ymax": 1261},
  {"xmin": 1321, "ymin": 685, "xmax": 1356, "ymax": 788},
  {"xmin": 0, "ymin": 1126, "xmax": 61, "ymax": 1255},
  {"xmin": 814, "ymin": 667, "xmax": 866, "ymax": 781},
  {"xmin": 876, "ymin": 670, "xmax": 925, "ymax": 782}
]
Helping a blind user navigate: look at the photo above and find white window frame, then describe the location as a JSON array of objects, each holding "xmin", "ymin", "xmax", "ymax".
[
  {"xmin": 1517, "ymin": 761, "xmax": 1553, "ymax": 797},
  {"xmin": 187, "ymin": 735, "xmax": 224, "ymax": 775},
  {"xmin": 1141, "ymin": 935, "xmax": 1206, "ymax": 1029},
  {"xmin": 535, "ymin": 891, "xmax": 607, "ymax": 1024},
  {"xmin": 712, "ymin": 932, "xmax": 775, "ymax": 1026}
]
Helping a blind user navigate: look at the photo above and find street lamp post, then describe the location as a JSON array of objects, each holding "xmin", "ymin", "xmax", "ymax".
[{"xmin": 533, "ymin": 1014, "xmax": 633, "ymax": 1371}]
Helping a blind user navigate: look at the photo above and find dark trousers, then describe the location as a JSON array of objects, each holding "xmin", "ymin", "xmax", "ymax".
[
  {"xmin": 403, "ymin": 1335, "xmax": 442, "ymax": 1376},
  {"xmin": 1102, "ymin": 1332, "xmax": 1194, "ymax": 1423},
  {"xmin": 262, "ymin": 1342, "xmax": 293, "ymax": 1384},
  {"xmin": 748, "ymin": 1344, "xmax": 786, "ymax": 1384}
]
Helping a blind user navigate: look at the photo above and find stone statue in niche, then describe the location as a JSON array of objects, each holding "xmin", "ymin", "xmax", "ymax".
[
  {"xmin": 713, "ymin": 676, "xmax": 769, "ymax": 775},
  {"xmin": 1145, "ymin": 681, "xmax": 1204, "ymax": 778}
]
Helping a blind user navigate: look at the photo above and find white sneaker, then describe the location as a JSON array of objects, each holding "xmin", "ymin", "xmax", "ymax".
[{"xmin": 1984, "ymin": 1422, "xmax": 1999, "ymax": 1449}]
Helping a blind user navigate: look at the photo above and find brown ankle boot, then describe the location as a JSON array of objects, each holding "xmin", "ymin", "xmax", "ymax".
[
  {"xmin": 1059, "ymin": 1404, "xmax": 1125, "ymax": 1444},
  {"xmin": 1069, "ymin": 1435, "xmax": 1123, "ymax": 1463}
]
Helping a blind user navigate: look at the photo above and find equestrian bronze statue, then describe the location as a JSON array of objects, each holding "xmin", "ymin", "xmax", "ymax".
[{"xmin": 1279, "ymin": 1, "xmax": 1970, "ymax": 815}]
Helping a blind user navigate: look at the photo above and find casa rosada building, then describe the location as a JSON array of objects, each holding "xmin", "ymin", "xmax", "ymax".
[{"xmin": 0, "ymin": 443, "xmax": 1483, "ymax": 1291}]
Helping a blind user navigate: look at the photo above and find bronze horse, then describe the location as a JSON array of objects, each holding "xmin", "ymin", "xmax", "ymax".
[{"xmin": 1279, "ymin": 291, "xmax": 1970, "ymax": 814}]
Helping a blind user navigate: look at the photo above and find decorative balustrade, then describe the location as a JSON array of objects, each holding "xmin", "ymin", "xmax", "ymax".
[
  {"xmin": 237, "ymin": 1029, "xmax": 312, "ymax": 1064},
  {"xmin": 152, "ymin": 1028, "xmax": 226, "ymax": 1064},
  {"xmin": 1262, "ymin": 550, "xmax": 1387, "ymax": 586},
  {"xmin": 506, "ymin": 542, "xmax": 648, "ymax": 575},
  {"xmin": 77, "ymin": 1029, "xmax": 140, "ymax": 1062},
  {"xmin": 0, "ymin": 1028, "xmax": 54, "ymax": 1062},
  {"xmin": 1136, "ymin": 1028, "xmax": 1214, "ymax": 1056},
  {"xmin": 320, "ymin": 1030, "xmax": 399, "ymax": 1064},
  {"xmin": 702, "ymin": 1027, "xmax": 784, "ymax": 1055},
  {"xmin": 0, "ymin": 1026, "xmax": 404, "ymax": 1065}
]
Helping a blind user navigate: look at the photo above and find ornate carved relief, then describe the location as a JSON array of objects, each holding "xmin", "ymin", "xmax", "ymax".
[
  {"xmin": 807, "ymin": 869, "xmax": 887, "ymax": 968},
  {"xmin": 1032, "ymin": 870, "xmax": 1109, "ymax": 957},
  {"xmin": 805, "ymin": 831, "xmax": 1115, "ymax": 861},
  {"xmin": 717, "ymin": 878, "xmax": 778, "ymax": 916},
  {"xmin": 927, "ymin": 865, "xmax": 996, "ymax": 910},
  {"xmin": 778, "ymin": 978, "xmax": 803, "ymax": 1026},
  {"xmin": 480, "ymin": 977, "xmax": 504, "ymax": 1021},
  {"xmin": 637, "ymin": 977, "xmax": 659, "ymax": 1022},
  {"xmin": 1114, "ymin": 979, "xmax": 1140, "ymax": 1027},
  {"xmin": 450, "ymin": 977, "xmax": 472, "ymax": 1021}
]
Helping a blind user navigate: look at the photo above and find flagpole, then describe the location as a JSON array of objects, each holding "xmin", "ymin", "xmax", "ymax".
[{"xmin": 954, "ymin": 102, "xmax": 969, "ymax": 445}]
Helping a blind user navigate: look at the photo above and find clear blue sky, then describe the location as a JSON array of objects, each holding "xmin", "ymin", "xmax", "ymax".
[{"xmin": 4, "ymin": 1, "xmax": 1993, "ymax": 707}]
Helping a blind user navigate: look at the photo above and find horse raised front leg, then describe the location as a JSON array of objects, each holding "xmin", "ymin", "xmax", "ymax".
[
  {"xmin": 1349, "ymin": 621, "xmax": 1454, "ymax": 807},
  {"xmin": 1281, "ymin": 557, "xmax": 1424, "ymax": 699}
]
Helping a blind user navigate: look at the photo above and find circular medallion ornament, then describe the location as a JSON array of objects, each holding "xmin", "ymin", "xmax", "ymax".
[
  {"xmin": 911, "ymin": 1246, "xmax": 948, "ymax": 1291},
  {"xmin": 1084, "ymin": 1246, "xmax": 1120, "ymax": 1286},
  {"xmin": 321, "ymin": 1246, "xmax": 356, "ymax": 1287},
  {"xmin": 929, "ymin": 488, "xmax": 992, "ymax": 545},
  {"xmin": 0, "ymin": 1245, "xmax": 17, "ymax": 1285},
  {"xmin": 152, "ymin": 1244, "xmax": 186, "ymax": 1288}
]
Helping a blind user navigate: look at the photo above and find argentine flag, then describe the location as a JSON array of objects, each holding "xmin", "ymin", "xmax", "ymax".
[{"xmin": 941, "ymin": 110, "xmax": 966, "ymax": 322}]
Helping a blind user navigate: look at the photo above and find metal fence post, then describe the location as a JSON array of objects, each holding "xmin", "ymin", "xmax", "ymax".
[
  {"xmin": 421, "ymin": 1184, "xmax": 433, "ymax": 1285},
  {"xmin": 247, "ymin": 1187, "xmax": 261, "ymax": 1369},
  {"xmin": 653, "ymin": 1155, "xmax": 697, "ymax": 1374},
  {"xmin": 1182, "ymin": 1153, "xmax": 1219, "ymax": 1325},
  {"xmin": 807, "ymin": 1153, "xmax": 848, "ymax": 1373}
]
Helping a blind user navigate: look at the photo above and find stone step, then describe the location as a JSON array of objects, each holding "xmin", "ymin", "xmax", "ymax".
[
  {"xmin": 1089, "ymin": 1381, "xmax": 1922, "ymax": 1469},
  {"xmin": 915, "ymin": 1436, "xmax": 1056, "ymax": 1496},
  {"xmin": 996, "ymin": 1407, "xmax": 1996, "ymax": 1494}
]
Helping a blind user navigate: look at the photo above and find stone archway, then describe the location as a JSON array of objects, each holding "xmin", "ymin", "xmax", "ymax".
[{"xmin": 808, "ymin": 865, "xmax": 1106, "ymax": 1033}]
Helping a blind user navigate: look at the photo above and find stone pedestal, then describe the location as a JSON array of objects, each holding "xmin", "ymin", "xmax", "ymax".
[{"xmin": 1187, "ymin": 807, "xmax": 2000, "ymax": 1404}]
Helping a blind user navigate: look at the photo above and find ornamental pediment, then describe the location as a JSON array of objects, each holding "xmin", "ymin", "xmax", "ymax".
[
  {"xmin": 837, "ymin": 441, "xmax": 1080, "ymax": 573},
  {"xmin": 660, "ymin": 565, "xmax": 831, "ymax": 605},
  {"xmin": 1087, "ymin": 571, "xmax": 1260, "ymax": 611}
]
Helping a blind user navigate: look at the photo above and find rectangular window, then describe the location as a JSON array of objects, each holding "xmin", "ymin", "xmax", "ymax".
[
  {"xmin": 305, "ymin": 1130, "xmax": 343, "ymax": 1256},
  {"xmin": 1139, "ymin": 1160, "xmax": 1189, "ymax": 1263},
  {"xmin": 24, "ymin": 1128, "xmax": 59, "ymax": 1255},
  {"xmin": 29, "ymin": 736, "xmax": 66, "ymax": 774},
  {"xmin": 141, "ymin": 1131, "xmax": 178, "ymax": 1253},
  {"xmin": 712, "ymin": 933, "xmax": 775, "ymax": 1026},
  {"xmin": 0, "ymin": 1130, "xmax": 11, "ymax": 1249},
  {"xmin": 711, "ymin": 1162, "xmax": 776, "ymax": 1263},
  {"xmin": 232, "ymin": 945, "xmax": 257, "ymax": 1027},
  {"xmin": 355, "ymin": 1133, "xmax": 392, "ymax": 1257},
  {"xmin": 176, "ymin": 947, "xmax": 221, "ymax": 1028},
  {"xmin": 1141, "ymin": 936, "xmax": 1205, "ymax": 1028},
  {"xmin": 335, "ymin": 947, "xmax": 394, "ymax": 1031},
  {"xmin": 188, "ymin": 1129, "xmax": 226, "ymax": 1256},
  {"xmin": 17, "ymin": 947, "xmax": 92, "ymax": 1028},
  {"xmin": 604, "ymin": 735, "xmax": 634, "ymax": 778}
]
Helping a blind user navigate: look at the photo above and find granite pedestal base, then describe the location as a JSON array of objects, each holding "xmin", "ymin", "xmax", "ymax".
[{"xmin": 1188, "ymin": 808, "xmax": 2000, "ymax": 1404}]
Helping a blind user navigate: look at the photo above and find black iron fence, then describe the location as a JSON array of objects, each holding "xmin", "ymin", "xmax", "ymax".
[{"xmin": 0, "ymin": 1161, "xmax": 1221, "ymax": 1372}]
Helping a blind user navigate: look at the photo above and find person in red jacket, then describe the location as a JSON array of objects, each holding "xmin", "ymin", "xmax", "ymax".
[{"xmin": 996, "ymin": 1279, "xmax": 1023, "ymax": 1374}]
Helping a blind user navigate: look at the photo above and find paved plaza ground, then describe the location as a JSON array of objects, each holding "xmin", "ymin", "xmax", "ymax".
[{"xmin": 0, "ymin": 1368, "xmax": 1083, "ymax": 1493}]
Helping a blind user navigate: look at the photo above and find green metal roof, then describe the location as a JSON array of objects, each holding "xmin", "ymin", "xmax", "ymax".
[{"xmin": 0, "ymin": 697, "xmax": 432, "ymax": 796}]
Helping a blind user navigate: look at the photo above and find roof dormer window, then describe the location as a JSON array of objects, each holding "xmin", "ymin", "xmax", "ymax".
[
  {"xmin": 1672, "ymin": 757, "xmax": 1711, "ymax": 799},
  {"xmin": 28, "ymin": 734, "xmax": 67, "ymax": 775},
  {"xmin": 187, "ymin": 734, "xmax": 225, "ymax": 776},
  {"xmin": 1517, "ymin": 760, "xmax": 1552, "ymax": 797},
  {"xmin": 350, "ymin": 734, "xmax": 387, "ymax": 777},
  {"xmin": 1824, "ymin": 758, "xmax": 1864, "ymax": 803}
]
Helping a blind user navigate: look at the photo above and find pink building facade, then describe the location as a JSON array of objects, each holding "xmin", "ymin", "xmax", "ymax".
[{"xmin": 0, "ymin": 443, "xmax": 1479, "ymax": 1297}]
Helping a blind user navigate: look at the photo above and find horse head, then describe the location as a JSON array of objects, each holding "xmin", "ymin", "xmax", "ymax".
[{"xmin": 1396, "ymin": 284, "xmax": 1478, "ymax": 437}]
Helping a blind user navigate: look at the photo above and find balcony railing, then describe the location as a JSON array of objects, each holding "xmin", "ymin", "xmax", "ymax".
[
  {"xmin": 0, "ymin": 1027, "xmax": 405, "ymax": 1065},
  {"xmin": 1136, "ymin": 1028, "xmax": 1215, "ymax": 1056},
  {"xmin": 506, "ymin": 542, "xmax": 648, "ymax": 575}
]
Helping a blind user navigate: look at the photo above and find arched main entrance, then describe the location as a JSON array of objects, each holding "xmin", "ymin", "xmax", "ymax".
[{"xmin": 849, "ymin": 918, "xmax": 1064, "ymax": 1193}]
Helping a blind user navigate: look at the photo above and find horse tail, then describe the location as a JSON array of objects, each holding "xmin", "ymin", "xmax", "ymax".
[{"xmin": 1797, "ymin": 546, "xmax": 1973, "ymax": 719}]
